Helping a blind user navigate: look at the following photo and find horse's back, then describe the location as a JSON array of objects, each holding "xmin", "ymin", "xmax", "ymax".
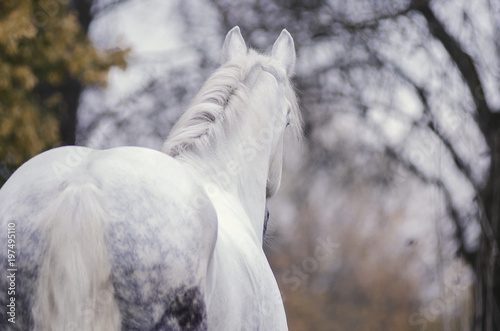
[{"xmin": 0, "ymin": 146, "xmax": 217, "ymax": 330}]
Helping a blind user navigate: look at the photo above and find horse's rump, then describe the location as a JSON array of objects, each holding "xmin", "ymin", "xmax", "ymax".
[{"xmin": 0, "ymin": 146, "xmax": 217, "ymax": 330}]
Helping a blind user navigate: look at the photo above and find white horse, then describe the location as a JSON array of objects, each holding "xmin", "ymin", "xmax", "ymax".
[{"xmin": 0, "ymin": 26, "xmax": 301, "ymax": 330}]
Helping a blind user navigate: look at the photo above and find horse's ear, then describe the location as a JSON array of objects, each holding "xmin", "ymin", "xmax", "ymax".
[
  {"xmin": 221, "ymin": 26, "xmax": 247, "ymax": 64},
  {"xmin": 272, "ymin": 29, "xmax": 296, "ymax": 77}
]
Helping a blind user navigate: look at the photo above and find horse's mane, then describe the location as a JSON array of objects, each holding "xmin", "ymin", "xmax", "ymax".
[{"xmin": 162, "ymin": 50, "xmax": 302, "ymax": 158}]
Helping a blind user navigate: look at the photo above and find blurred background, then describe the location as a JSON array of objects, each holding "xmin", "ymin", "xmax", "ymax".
[{"xmin": 1, "ymin": 0, "xmax": 499, "ymax": 330}]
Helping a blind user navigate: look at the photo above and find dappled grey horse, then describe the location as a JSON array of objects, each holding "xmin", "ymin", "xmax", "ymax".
[{"xmin": 0, "ymin": 26, "xmax": 301, "ymax": 330}]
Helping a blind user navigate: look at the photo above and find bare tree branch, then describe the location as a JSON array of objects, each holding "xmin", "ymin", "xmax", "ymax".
[
  {"xmin": 385, "ymin": 146, "xmax": 475, "ymax": 265},
  {"xmin": 369, "ymin": 50, "xmax": 480, "ymax": 192},
  {"xmin": 413, "ymin": 1, "xmax": 494, "ymax": 146}
]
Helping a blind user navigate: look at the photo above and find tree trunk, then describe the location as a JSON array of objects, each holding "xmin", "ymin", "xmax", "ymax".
[
  {"xmin": 58, "ymin": 78, "xmax": 82, "ymax": 145},
  {"xmin": 58, "ymin": 0, "xmax": 93, "ymax": 146},
  {"xmin": 476, "ymin": 114, "xmax": 500, "ymax": 331},
  {"xmin": 412, "ymin": 2, "xmax": 500, "ymax": 329}
]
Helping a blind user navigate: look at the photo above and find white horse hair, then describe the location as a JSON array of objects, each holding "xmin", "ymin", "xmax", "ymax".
[
  {"xmin": 0, "ymin": 26, "xmax": 301, "ymax": 330},
  {"xmin": 162, "ymin": 45, "xmax": 301, "ymax": 158},
  {"xmin": 163, "ymin": 29, "xmax": 301, "ymax": 196}
]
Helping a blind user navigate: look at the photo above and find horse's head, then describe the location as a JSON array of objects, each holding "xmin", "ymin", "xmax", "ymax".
[
  {"xmin": 164, "ymin": 27, "xmax": 301, "ymax": 243},
  {"xmin": 221, "ymin": 27, "xmax": 301, "ymax": 199}
]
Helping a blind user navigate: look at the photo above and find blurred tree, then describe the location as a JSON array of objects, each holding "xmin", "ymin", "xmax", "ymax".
[
  {"xmin": 0, "ymin": 0, "xmax": 127, "ymax": 184},
  {"xmin": 197, "ymin": 0, "xmax": 499, "ymax": 329},
  {"xmin": 266, "ymin": 170, "xmax": 474, "ymax": 330}
]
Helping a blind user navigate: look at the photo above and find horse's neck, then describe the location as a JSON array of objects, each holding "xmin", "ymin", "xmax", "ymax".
[{"xmin": 184, "ymin": 117, "xmax": 271, "ymax": 242}]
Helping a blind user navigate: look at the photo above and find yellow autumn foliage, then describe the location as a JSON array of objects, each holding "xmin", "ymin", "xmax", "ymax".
[{"xmin": 0, "ymin": 0, "xmax": 128, "ymax": 181}]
